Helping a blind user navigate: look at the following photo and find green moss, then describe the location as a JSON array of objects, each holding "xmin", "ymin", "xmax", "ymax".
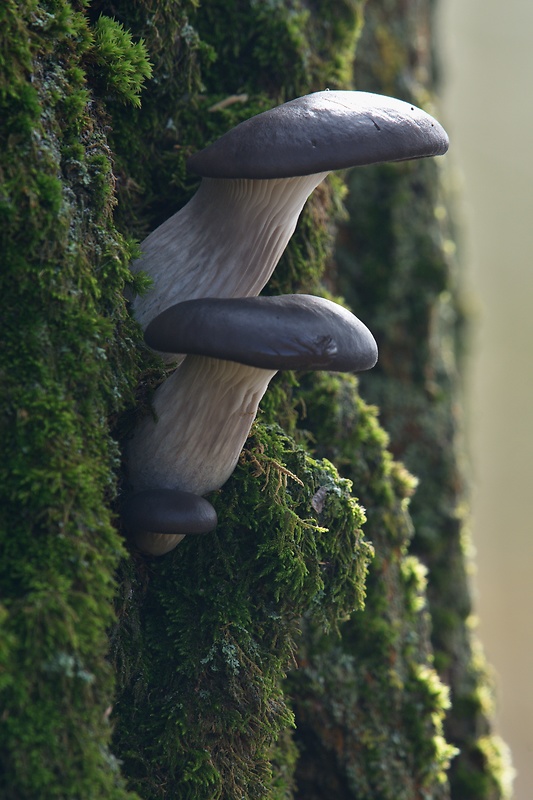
[
  {"xmin": 0, "ymin": 2, "xmax": 148, "ymax": 796},
  {"xmin": 85, "ymin": 0, "xmax": 217, "ymax": 238},
  {"xmin": 2, "ymin": 1, "xmax": 506, "ymax": 798},
  {"xmin": 111, "ymin": 422, "xmax": 372, "ymax": 799},
  {"xmin": 452, "ymin": 737, "xmax": 514, "ymax": 800},
  {"xmin": 195, "ymin": 0, "xmax": 367, "ymax": 99},
  {"xmin": 282, "ymin": 371, "xmax": 455, "ymax": 799},
  {"xmin": 194, "ymin": 0, "xmax": 311, "ymax": 99},
  {"xmin": 90, "ymin": 16, "xmax": 152, "ymax": 107}
]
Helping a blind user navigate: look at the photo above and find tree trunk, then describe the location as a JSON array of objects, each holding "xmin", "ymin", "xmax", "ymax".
[{"xmin": 0, "ymin": 2, "xmax": 512, "ymax": 799}]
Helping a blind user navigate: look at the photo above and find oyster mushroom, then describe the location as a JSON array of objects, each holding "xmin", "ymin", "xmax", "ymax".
[
  {"xmin": 130, "ymin": 90, "xmax": 449, "ymax": 335},
  {"xmin": 127, "ymin": 294, "xmax": 377, "ymax": 555},
  {"xmin": 125, "ymin": 90, "xmax": 449, "ymax": 555}
]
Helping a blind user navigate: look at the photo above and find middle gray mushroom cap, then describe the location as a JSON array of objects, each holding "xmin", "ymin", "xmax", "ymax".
[{"xmin": 144, "ymin": 294, "xmax": 378, "ymax": 373}]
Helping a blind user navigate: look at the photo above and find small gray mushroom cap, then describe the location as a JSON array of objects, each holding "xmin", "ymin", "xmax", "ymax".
[
  {"xmin": 123, "ymin": 488, "xmax": 217, "ymax": 538},
  {"xmin": 187, "ymin": 90, "xmax": 449, "ymax": 180},
  {"xmin": 144, "ymin": 294, "xmax": 378, "ymax": 373}
]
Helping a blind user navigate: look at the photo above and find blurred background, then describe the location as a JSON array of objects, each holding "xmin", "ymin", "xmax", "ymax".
[{"xmin": 438, "ymin": 1, "xmax": 533, "ymax": 798}]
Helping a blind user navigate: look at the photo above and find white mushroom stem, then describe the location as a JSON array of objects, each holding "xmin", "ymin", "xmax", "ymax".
[
  {"xmin": 127, "ymin": 354, "xmax": 276, "ymax": 497},
  {"xmin": 127, "ymin": 355, "xmax": 276, "ymax": 554},
  {"xmin": 131, "ymin": 173, "xmax": 329, "ymax": 333}
]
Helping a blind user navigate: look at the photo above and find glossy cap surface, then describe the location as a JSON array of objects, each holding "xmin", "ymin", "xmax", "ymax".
[
  {"xmin": 145, "ymin": 294, "xmax": 378, "ymax": 373},
  {"xmin": 187, "ymin": 90, "xmax": 449, "ymax": 179}
]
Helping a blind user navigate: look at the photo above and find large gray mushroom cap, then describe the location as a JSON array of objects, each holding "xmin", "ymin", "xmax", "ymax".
[
  {"xmin": 187, "ymin": 90, "xmax": 449, "ymax": 179},
  {"xmin": 144, "ymin": 294, "xmax": 378, "ymax": 373}
]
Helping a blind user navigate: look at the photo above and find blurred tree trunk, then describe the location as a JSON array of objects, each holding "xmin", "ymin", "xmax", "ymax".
[{"xmin": 0, "ymin": 2, "xmax": 512, "ymax": 799}]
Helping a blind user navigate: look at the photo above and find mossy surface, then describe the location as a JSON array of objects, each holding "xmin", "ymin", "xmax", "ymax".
[
  {"xmin": 105, "ymin": 2, "xmax": 461, "ymax": 794},
  {"xmin": 111, "ymin": 423, "xmax": 372, "ymax": 799},
  {"xmin": 286, "ymin": 373, "xmax": 457, "ymax": 799},
  {"xmin": 0, "ymin": 1, "xmax": 149, "ymax": 797},
  {"xmin": 335, "ymin": 3, "xmax": 513, "ymax": 796},
  {"xmin": 1, "ymin": 1, "xmax": 507, "ymax": 798}
]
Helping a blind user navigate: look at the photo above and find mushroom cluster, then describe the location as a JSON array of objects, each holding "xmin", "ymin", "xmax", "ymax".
[{"xmin": 124, "ymin": 90, "xmax": 449, "ymax": 556}]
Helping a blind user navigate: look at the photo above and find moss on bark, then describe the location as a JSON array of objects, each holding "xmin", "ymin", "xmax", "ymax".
[
  {"xmin": 0, "ymin": 2, "xmax": 146, "ymax": 796},
  {"xmin": 0, "ymin": 1, "xmax": 511, "ymax": 799},
  {"xmin": 335, "ymin": 3, "xmax": 513, "ymax": 797},
  {"xmin": 287, "ymin": 373, "xmax": 456, "ymax": 799},
  {"xmin": 111, "ymin": 424, "xmax": 372, "ymax": 799}
]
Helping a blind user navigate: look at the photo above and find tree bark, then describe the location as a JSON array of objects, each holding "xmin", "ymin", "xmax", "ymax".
[{"xmin": 0, "ymin": 2, "xmax": 512, "ymax": 798}]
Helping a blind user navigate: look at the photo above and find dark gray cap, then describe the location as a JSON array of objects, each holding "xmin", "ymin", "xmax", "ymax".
[
  {"xmin": 187, "ymin": 90, "xmax": 449, "ymax": 179},
  {"xmin": 122, "ymin": 488, "xmax": 218, "ymax": 537},
  {"xmin": 145, "ymin": 294, "xmax": 378, "ymax": 373}
]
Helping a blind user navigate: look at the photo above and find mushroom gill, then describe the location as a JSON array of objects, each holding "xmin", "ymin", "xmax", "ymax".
[
  {"xmin": 131, "ymin": 173, "xmax": 327, "ymax": 334},
  {"xmin": 130, "ymin": 91, "xmax": 449, "ymax": 336},
  {"xmin": 127, "ymin": 354, "xmax": 276, "ymax": 500}
]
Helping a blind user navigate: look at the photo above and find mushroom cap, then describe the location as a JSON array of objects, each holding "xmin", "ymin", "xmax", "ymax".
[
  {"xmin": 122, "ymin": 488, "xmax": 218, "ymax": 537},
  {"xmin": 187, "ymin": 90, "xmax": 449, "ymax": 179},
  {"xmin": 144, "ymin": 294, "xmax": 378, "ymax": 373}
]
